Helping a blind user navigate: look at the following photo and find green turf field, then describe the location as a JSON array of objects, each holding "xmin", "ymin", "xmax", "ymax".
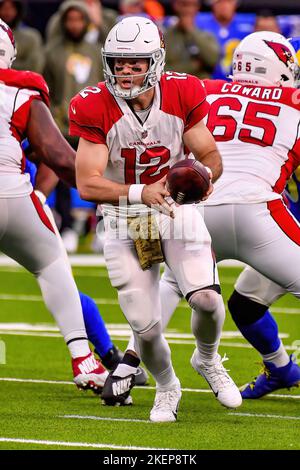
[{"xmin": 0, "ymin": 264, "xmax": 299, "ymax": 450}]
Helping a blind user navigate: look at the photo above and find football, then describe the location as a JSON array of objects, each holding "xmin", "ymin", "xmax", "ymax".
[{"xmin": 166, "ymin": 159, "xmax": 211, "ymax": 204}]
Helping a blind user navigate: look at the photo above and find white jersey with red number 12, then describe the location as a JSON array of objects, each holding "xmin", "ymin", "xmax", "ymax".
[
  {"xmin": 69, "ymin": 72, "xmax": 209, "ymax": 217},
  {"xmin": 203, "ymin": 80, "xmax": 300, "ymax": 205}
]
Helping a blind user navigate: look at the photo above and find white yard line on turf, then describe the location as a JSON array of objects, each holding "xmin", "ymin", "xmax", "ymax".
[
  {"xmin": 0, "ymin": 331, "xmax": 254, "ymax": 347},
  {"xmin": 0, "ymin": 333, "xmax": 296, "ymax": 350},
  {"xmin": 0, "ymin": 326, "xmax": 295, "ymax": 349},
  {"xmin": 0, "ymin": 322, "xmax": 291, "ymax": 349},
  {"xmin": 0, "ymin": 437, "xmax": 166, "ymax": 450},
  {"xmin": 0, "ymin": 254, "xmax": 245, "ymax": 268},
  {"xmin": 0, "ymin": 267, "xmax": 238, "ymax": 282},
  {"xmin": 62, "ymin": 413, "xmax": 300, "ymax": 424},
  {"xmin": 61, "ymin": 415, "xmax": 150, "ymax": 423},
  {"xmin": 0, "ymin": 293, "xmax": 298, "ymax": 315},
  {"xmin": 0, "ymin": 377, "xmax": 299, "ymax": 400},
  {"xmin": 228, "ymin": 412, "xmax": 300, "ymax": 421}
]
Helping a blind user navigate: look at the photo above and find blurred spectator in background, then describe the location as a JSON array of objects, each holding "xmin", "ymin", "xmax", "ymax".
[
  {"xmin": 44, "ymin": 0, "xmax": 102, "ymax": 142},
  {"xmin": 44, "ymin": 0, "xmax": 102, "ymax": 253},
  {"xmin": 46, "ymin": 0, "xmax": 117, "ymax": 44},
  {"xmin": 255, "ymin": 10, "xmax": 280, "ymax": 33},
  {"xmin": 118, "ymin": 0, "xmax": 164, "ymax": 22},
  {"xmin": 165, "ymin": 0, "xmax": 219, "ymax": 78},
  {"xmin": 196, "ymin": 0, "xmax": 255, "ymax": 80},
  {"xmin": 118, "ymin": 0, "xmax": 145, "ymax": 17},
  {"xmin": 0, "ymin": 0, "xmax": 44, "ymax": 72}
]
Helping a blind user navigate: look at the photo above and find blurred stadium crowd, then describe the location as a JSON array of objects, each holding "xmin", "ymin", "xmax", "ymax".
[{"xmin": 2, "ymin": 0, "xmax": 300, "ymax": 253}]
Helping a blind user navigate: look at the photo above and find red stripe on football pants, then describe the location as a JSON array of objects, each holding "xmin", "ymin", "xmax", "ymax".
[
  {"xmin": 30, "ymin": 192, "xmax": 55, "ymax": 234},
  {"xmin": 267, "ymin": 199, "xmax": 300, "ymax": 246}
]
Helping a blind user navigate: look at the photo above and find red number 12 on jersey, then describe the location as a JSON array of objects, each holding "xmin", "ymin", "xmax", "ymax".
[{"xmin": 121, "ymin": 146, "xmax": 171, "ymax": 184}]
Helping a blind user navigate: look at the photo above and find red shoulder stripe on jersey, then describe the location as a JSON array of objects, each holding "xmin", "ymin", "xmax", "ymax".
[
  {"xmin": 30, "ymin": 192, "xmax": 55, "ymax": 234},
  {"xmin": 11, "ymin": 93, "xmax": 42, "ymax": 139},
  {"xmin": 159, "ymin": 76, "xmax": 184, "ymax": 120},
  {"xmin": 9, "ymin": 120, "xmax": 26, "ymax": 173},
  {"xmin": 267, "ymin": 199, "xmax": 300, "ymax": 246},
  {"xmin": 9, "ymin": 92, "xmax": 40, "ymax": 173},
  {"xmin": 160, "ymin": 73, "xmax": 207, "ymax": 124},
  {"xmin": 69, "ymin": 119, "xmax": 107, "ymax": 145},
  {"xmin": 273, "ymin": 128, "xmax": 300, "ymax": 194},
  {"xmin": 0, "ymin": 69, "xmax": 50, "ymax": 107},
  {"xmin": 69, "ymin": 84, "xmax": 123, "ymax": 141},
  {"xmin": 184, "ymin": 99, "xmax": 210, "ymax": 133}
]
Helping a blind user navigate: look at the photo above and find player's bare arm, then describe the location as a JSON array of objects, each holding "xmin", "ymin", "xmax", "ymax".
[
  {"xmin": 27, "ymin": 100, "xmax": 76, "ymax": 187},
  {"xmin": 34, "ymin": 163, "xmax": 59, "ymax": 199},
  {"xmin": 76, "ymin": 137, "xmax": 173, "ymax": 216},
  {"xmin": 76, "ymin": 137, "xmax": 129, "ymax": 203},
  {"xmin": 183, "ymin": 120, "xmax": 223, "ymax": 183}
]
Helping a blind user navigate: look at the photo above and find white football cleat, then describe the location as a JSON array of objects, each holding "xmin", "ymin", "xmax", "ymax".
[
  {"xmin": 191, "ymin": 349, "xmax": 242, "ymax": 409},
  {"xmin": 150, "ymin": 378, "xmax": 182, "ymax": 423}
]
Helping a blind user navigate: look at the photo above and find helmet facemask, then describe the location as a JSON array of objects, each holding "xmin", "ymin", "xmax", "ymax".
[{"xmin": 102, "ymin": 48, "xmax": 165, "ymax": 100}]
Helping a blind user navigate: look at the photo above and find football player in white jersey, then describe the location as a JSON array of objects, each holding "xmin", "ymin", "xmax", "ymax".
[
  {"xmin": 159, "ymin": 31, "xmax": 300, "ymax": 397},
  {"xmin": 0, "ymin": 19, "xmax": 109, "ymax": 394},
  {"xmin": 71, "ymin": 16, "xmax": 242, "ymax": 422}
]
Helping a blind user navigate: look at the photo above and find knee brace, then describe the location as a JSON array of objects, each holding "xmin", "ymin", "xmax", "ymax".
[
  {"xmin": 228, "ymin": 290, "xmax": 268, "ymax": 326},
  {"xmin": 187, "ymin": 287, "xmax": 222, "ymax": 314}
]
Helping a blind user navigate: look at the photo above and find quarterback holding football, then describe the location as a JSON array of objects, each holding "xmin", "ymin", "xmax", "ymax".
[{"xmin": 70, "ymin": 16, "xmax": 242, "ymax": 421}]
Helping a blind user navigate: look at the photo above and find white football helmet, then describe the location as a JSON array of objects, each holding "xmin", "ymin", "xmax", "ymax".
[
  {"xmin": 232, "ymin": 31, "xmax": 299, "ymax": 88},
  {"xmin": 0, "ymin": 19, "xmax": 16, "ymax": 69},
  {"xmin": 102, "ymin": 16, "xmax": 166, "ymax": 99}
]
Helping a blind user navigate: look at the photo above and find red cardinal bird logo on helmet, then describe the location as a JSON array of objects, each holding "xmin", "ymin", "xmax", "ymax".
[
  {"xmin": 264, "ymin": 40, "xmax": 294, "ymax": 67},
  {"xmin": 0, "ymin": 22, "xmax": 15, "ymax": 49}
]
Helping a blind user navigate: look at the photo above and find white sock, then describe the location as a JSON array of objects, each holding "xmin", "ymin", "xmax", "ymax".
[
  {"xmin": 113, "ymin": 363, "xmax": 137, "ymax": 378},
  {"xmin": 37, "ymin": 257, "xmax": 90, "ymax": 359},
  {"xmin": 134, "ymin": 324, "xmax": 177, "ymax": 388},
  {"xmin": 155, "ymin": 366, "xmax": 179, "ymax": 390},
  {"xmin": 126, "ymin": 333, "xmax": 140, "ymax": 357},
  {"xmin": 67, "ymin": 339, "xmax": 90, "ymax": 359},
  {"xmin": 196, "ymin": 340, "xmax": 220, "ymax": 364},
  {"xmin": 262, "ymin": 342, "xmax": 290, "ymax": 368}
]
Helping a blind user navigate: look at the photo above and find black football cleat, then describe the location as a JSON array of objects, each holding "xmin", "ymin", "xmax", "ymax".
[
  {"xmin": 98, "ymin": 346, "xmax": 149, "ymax": 386},
  {"xmin": 101, "ymin": 371, "xmax": 135, "ymax": 406}
]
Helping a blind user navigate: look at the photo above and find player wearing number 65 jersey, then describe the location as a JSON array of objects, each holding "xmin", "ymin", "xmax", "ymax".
[
  {"xmin": 70, "ymin": 16, "xmax": 242, "ymax": 421},
  {"xmin": 160, "ymin": 31, "xmax": 300, "ymax": 397}
]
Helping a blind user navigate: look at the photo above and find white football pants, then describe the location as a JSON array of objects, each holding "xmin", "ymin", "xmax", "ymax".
[
  {"xmin": 162, "ymin": 199, "xmax": 300, "ymax": 319},
  {"xmin": 0, "ymin": 194, "xmax": 88, "ymax": 346}
]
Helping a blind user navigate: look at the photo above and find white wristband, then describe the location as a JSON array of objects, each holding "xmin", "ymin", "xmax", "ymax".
[
  {"xmin": 34, "ymin": 190, "xmax": 46, "ymax": 205},
  {"xmin": 128, "ymin": 184, "xmax": 145, "ymax": 204},
  {"xmin": 204, "ymin": 166, "xmax": 213, "ymax": 179}
]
